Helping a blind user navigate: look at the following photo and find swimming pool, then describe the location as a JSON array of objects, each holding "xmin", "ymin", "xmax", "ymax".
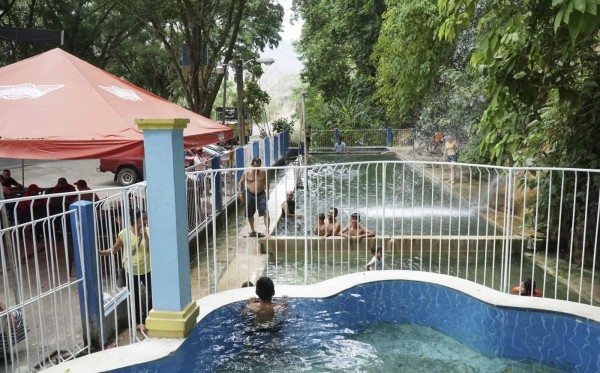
[{"xmin": 86, "ymin": 272, "xmax": 599, "ymax": 373}]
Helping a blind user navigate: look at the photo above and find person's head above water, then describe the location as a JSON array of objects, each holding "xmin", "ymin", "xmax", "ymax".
[
  {"xmin": 328, "ymin": 207, "xmax": 338, "ymax": 220},
  {"xmin": 255, "ymin": 276, "xmax": 275, "ymax": 302},
  {"xmin": 521, "ymin": 278, "xmax": 536, "ymax": 295}
]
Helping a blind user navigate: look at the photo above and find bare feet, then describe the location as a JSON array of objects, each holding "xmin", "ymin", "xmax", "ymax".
[{"xmin": 136, "ymin": 324, "xmax": 147, "ymax": 333}]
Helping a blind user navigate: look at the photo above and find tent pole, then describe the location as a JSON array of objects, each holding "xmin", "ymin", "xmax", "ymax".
[
  {"xmin": 21, "ymin": 159, "xmax": 25, "ymax": 186},
  {"xmin": 0, "ymin": 190, "xmax": 20, "ymax": 304}
]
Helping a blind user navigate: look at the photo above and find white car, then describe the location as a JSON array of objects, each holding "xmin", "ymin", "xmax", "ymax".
[{"xmin": 199, "ymin": 144, "xmax": 232, "ymax": 168}]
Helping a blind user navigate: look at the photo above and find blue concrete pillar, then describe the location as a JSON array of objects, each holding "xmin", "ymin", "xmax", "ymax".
[
  {"xmin": 136, "ymin": 119, "xmax": 191, "ymax": 311},
  {"xmin": 252, "ymin": 141, "xmax": 260, "ymax": 160},
  {"xmin": 387, "ymin": 128, "xmax": 393, "ymax": 147},
  {"xmin": 235, "ymin": 146, "xmax": 245, "ymax": 183},
  {"xmin": 212, "ymin": 155, "xmax": 222, "ymax": 210},
  {"xmin": 136, "ymin": 118, "xmax": 199, "ymax": 338},
  {"xmin": 334, "ymin": 128, "xmax": 339, "ymax": 144},
  {"xmin": 282, "ymin": 131, "xmax": 288, "ymax": 155},
  {"xmin": 273, "ymin": 136, "xmax": 279, "ymax": 164},
  {"xmin": 69, "ymin": 200, "xmax": 102, "ymax": 347},
  {"xmin": 264, "ymin": 137, "xmax": 271, "ymax": 166}
]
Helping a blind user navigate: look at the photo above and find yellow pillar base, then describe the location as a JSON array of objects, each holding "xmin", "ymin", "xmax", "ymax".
[{"xmin": 145, "ymin": 301, "xmax": 199, "ymax": 339}]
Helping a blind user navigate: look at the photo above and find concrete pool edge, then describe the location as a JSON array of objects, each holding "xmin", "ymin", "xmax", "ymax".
[
  {"xmin": 199, "ymin": 271, "xmax": 600, "ymax": 322},
  {"xmin": 45, "ymin": 271, "xmax": 600, "ymax": 373}
]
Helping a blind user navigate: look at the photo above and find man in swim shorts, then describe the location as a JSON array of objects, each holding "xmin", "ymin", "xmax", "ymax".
[{"xmin": 238, "ymin": 157, "xmax": 270, "ymax": 237}]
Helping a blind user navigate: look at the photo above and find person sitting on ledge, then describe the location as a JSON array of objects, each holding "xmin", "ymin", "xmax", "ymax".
[
  {"xmin": 512, "ymin": 278, "xmax": 542, "ymax": 297},
  {"xmin": 341, "ymin": 213, "xmax": 375, "ymax": 240},
  {"xmin": 313, "ymin": 213, "xmax": 327, "ymax": 236},
  {"xmin": 281, "ymin": 190, "xmax": 302, "ymax": 219},
  {"xmin": 324, "ymin": 207, "xmax": 341, "ymax": 236}
]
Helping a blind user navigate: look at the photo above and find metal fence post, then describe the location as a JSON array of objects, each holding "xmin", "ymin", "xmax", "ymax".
[
  {"xmin": 265, "ymin": 137, "xmax": 271, "ymax": 167},
  {"xmin": 69, "ymin": 200, "xmax": 103, "ymax": 348},
  {"xmin": 387, "ymin": 128, "xmax": 393, "ymax": 147},
  {"xmin": 274, "ymin": 136, "xmax": 279, "ymax": 164},
  {"xmin": 334, "ymin": 128, "xmax": 339, "ymax": 144},
  {"xmin": 236, "ymin": 146, "xmax": 245, "ymax": 183},
  {"xmin": 212, "ymin": 155, "xmax": 223, "ymax": 210},
  {"xmin": 283, "ymin": 131, "xmax": 289, "ymax": 155},
  {"xmin": 253, "ymin": 140, "xmax": 260, "ymax": 160}
]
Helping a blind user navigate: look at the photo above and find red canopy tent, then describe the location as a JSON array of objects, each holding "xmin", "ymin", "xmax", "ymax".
[{"xmin": 0, "ymin": 48, "xmax": 231, "ymax": 159}]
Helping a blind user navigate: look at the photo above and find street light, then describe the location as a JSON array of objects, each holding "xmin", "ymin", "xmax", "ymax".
[
  {"xmin": 215, "ymin": 64, "xmax": 229, "ymax": 127},
  {"xmin": 217, "ymin": 57, "xmax": 274, "ymax": 146}
]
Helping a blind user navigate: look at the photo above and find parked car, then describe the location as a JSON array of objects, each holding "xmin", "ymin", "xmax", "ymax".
[
  {"xmin": 201, "ymin": 144, "xmax": 232, "ymax": 168},
  {"xmin": 99, "ymin": 150, "xmax": 203, "ymax": 186}
]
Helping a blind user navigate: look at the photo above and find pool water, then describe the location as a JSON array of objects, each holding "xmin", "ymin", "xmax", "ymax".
[
  {"xmin": 266, "ymin": 250, "xmax": 579, "ymax": 301},
  {"xmin": 110, "ymin": 281, "xmax": 599, "ymax": 372},
  {"xmin": 214, "ymin": 321, "xmax": 561, "ymax": 373},
  {"xmin": 277, "ymin": 153, "xmax": 497, "ymax": 237}
]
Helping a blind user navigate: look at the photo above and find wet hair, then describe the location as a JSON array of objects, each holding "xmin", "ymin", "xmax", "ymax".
[
  {"xmin": 329, "ymin": 207, "xmax": 338, "ymax": 216},
  {"xmin": 351, "ymin": 213, "xmax": 360, "ymax": 222},
  {"xmin": 2, "ymin": 169, "xmax": 10, "ymax": 176},
  {"xmin": 371, "ymin": 246, "xmax": 383, "ymax": 255},
  {"xmin": 241, "ymin": 281, "xmax": 254, "ymax": 288},
  {"xmin": 255, "ymin": 276, "xmax": 275, "ymax": 302},
  {"xmin": 522, "ymin": 278, "xmax": 536, "ymax": 295},
  {"xmin": 317, "ymin": 213, "xmax": 325, "ymax": 221}
]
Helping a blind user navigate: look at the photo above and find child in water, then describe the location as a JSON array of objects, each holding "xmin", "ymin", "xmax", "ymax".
[
  {"xmin": 244, "ymin": 276, "xmax": 288, "ymax": 324},
  {"xmin": 512, "ymin": 278, "xmax": 542, "ymax": 297},
  {"xmin": 364, "ymin": 246, "xmax": 383, "ymax": 271}
]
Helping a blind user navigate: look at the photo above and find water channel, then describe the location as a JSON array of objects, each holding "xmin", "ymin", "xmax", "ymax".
[
  {"xmin": 278, "ymin": 152, "xmax": 497, "ymax": 237},
  {"xmin": 191, "ymin": 151, "xmax": 578, "ymax": 301}
]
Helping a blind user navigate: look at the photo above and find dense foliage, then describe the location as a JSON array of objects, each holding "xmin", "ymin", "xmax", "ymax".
[
  {"xmin": 371, "ymin": 0, "xmax": 454, "ymax": 122},
  {"xmin": 292, "ymin": 0, "xmax": 387, "ymax": 130},
  {"xmin": 439, "ymin": 0, "xmax": 600, "ymax": 266}
]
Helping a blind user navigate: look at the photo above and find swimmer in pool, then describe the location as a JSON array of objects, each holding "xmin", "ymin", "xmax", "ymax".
[
  {"xmin": 512, "ymin": 278, "xmax": 542, "ymax": 297},
  {"xmin": 244, "ymin": 276, "xmax": 288, "ymax": 324}
]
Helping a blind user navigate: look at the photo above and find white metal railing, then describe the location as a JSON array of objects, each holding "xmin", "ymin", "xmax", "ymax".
[
  {"xmin": 189, "ymin": 161, "xmax": 599, "ymax": 308},
  {"xmin": 310, "ymin": 128, "xmax": 414, "ymax": 149},
  {"xmin": 1, "ymin": 155, "xmax": 599, "ymax": 370}
]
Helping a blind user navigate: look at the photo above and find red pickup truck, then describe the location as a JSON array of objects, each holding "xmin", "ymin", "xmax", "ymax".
[{"xmin": 98, "ymin": 150, "xmax": 202, "ymax": 186}]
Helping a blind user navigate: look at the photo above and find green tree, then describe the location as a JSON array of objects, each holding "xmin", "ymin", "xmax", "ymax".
[
  {"xmin": 371, "ymin": 0, "xmax": 454, "ymax": 122},
  {"xmin": 292, "ymin": 0, "xmax": 387, "ymax": 127},
  {"xmin": 116, "ymin": 0, "xmax": 283, "ymax": 117},
  {"xmin": 439, "ymin": 0, "xmax": 600, "ymax": 266},
  {"xmin": 0, "ymin": 0, "xmax": 139, "ymax": 67}
]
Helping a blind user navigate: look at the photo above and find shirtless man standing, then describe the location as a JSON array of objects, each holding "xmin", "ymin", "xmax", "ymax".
[
  {"xmin": 324, "ymin": 207, "xmax": 341, "ymax": 236},
  {"xmin": 341, "ymin": 213, "xmax": 375, "ymax": 240},
  {"xmin": 238, "ymin": 157, "xmax": 270, "ymax": 237}
]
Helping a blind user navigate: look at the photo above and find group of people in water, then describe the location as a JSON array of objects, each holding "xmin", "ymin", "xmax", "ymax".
[{"xmin": 313, "ymin": 207, "xmax": 375, "ymax": 240}]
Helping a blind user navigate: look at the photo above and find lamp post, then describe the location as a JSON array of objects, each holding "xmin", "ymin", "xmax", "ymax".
[
  {"xmin": 218, "ymin": 57, "xmax": 274, "ymax": 146},
  {"xmin": 216, "ymin": 64, "xmax": 228, "ymax": 127}
]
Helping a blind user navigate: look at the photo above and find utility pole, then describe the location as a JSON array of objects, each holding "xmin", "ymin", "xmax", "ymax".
[
  {"xmin": 222, "ymin": 69, "xmax": 227, "ymax": 127},
  {"xmin": 235, "ymin": 59, "xmax": 246, "ymax": 146},
  {"xmin": 301, "ymin": 91, "xmax": 308, "ymax": 166}
]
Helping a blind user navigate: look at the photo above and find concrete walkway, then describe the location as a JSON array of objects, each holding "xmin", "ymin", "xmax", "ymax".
[{"xmin": 216, "ymin": 167, "xmax": 297, "ymax": 291}]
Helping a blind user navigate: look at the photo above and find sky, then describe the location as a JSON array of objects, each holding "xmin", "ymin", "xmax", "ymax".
[
  {"xmin": 262, "ymin": 0, "xmax": 303, "ymax": 75},
  {"xmin": 259, "ymin": 0, "xmax": 303, "ymax": 121}
]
